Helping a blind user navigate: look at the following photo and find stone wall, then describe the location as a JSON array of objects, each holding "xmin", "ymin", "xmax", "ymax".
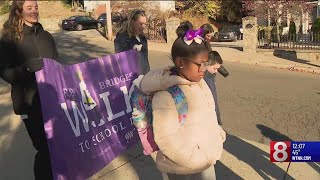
[
  {"xmin": 297, "ymin": 51, "xmax": 320, "ymax": 61},
  {"xmin": 39, "ymin": 17, "xmax": 64, "ymax": 31},
  {"xmin": 0, "ymin": 15, "xmax": 62, "ymax": 32},
  {"xmin": 165, "ymin": 17, "xmax": 180, "ymax": 44},
  {"xmin": 257, "ymin": 49, "xmax": 320, "ymax": 62},
  {"xmin": 242, "ymin": 16, "xmax": 258, "ymax": 58},
  {"xmin": 0, "ymin": 14, "xmax": 9, "ymax": 31}
]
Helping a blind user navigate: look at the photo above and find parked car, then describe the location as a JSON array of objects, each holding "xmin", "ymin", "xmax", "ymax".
[
  {"xmin": 217, "ymin": 25, "xmax": 242, "ymax": 42},
  {"xmin": 210, "ymin": 32, "xmax": 219, "ymax": 42},
  {"xmin": 97, "ymin": 12, "xmax": 126, "ymax": 27},
  {"xmin": 62, "ymin": 16, "xmax": 99, "ymax": 31}
]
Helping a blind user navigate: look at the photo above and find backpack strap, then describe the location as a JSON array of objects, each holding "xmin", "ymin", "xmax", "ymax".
[{"xmin": 167, "ymin": 85, "xmax": 188, "ymax": 125}]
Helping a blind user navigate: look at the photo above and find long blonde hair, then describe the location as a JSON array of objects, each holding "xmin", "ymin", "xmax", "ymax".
[
  {"xmin": 1, "ymin": 0, "xmax": 26, "ymax": 42},
  {"xmin": 118, "ymin": 9, "xmax": 146, "ymax": 37}
]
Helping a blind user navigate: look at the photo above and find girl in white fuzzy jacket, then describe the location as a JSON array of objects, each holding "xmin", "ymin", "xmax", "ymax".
[{"xmin": 139, "ymin": 23, "xmax": 226, "ymax": 180}]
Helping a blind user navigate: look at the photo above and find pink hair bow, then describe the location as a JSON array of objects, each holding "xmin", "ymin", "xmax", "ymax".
[{"xmin": 184, "ymin": 28, "xmax": 204, "ymax": 45}]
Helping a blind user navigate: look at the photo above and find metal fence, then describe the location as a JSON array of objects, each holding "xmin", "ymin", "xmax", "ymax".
[
  {"xmin": 105, "ymin": 18, "xmax": 167, "ymax": 42},
  {"xmin": 258, "ymin": 31, "xmax": 320, "ymax": 50}
]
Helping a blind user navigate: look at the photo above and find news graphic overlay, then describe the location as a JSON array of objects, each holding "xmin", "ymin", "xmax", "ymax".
[{"xmin": 270, "ymin": 141, "xmax": 320, "ymax": 162}]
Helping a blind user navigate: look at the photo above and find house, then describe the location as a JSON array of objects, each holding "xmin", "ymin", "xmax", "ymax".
[
  {"xmin": 158, "ymin": 1, "xmax": 175, "ymax": 12},
  {"xmin": 83, "ymin": 0, "xmax": 106, "ymax": 18},
  {"xmin": 308, "ymin": 0, "xmax": 320, "ymax": 22},
  {"xmin": 83, "ymin": 0, "xmax": 104, "ymax": 12},
  {"xmin": 254, "ymin": 0, "xmax": 319, "ymax": 34}
]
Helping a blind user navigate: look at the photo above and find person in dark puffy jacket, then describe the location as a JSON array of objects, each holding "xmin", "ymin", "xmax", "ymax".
[
  {"xmin": 200, "ymin": 23, "xmax": 224, "ymax": 125},
  {"xmin": 114, "ymin": 9, "xmax": 150, "ymax": 75},
  {"xmin": 0, "ymin": 1, "xmax": 58, "ymax": 179}
]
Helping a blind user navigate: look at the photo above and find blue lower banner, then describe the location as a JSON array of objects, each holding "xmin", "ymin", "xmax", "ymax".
[{"xmin": 291, "ymin": 141, "xmax": 320, "ymax": 162}]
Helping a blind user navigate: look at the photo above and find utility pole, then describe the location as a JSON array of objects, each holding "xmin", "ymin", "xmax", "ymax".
[
  {"xmin": 318, "ymin": 0, "xmax": 320, "ymax": 18},
  {"xmin": 106, "ymin": 1, "xmax": 113, "ymax": 40}
]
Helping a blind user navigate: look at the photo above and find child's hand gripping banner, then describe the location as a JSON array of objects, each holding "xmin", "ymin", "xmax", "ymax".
[{"xmin": 35, "ymin": 50, "xmax": 141, "ymax": 180}]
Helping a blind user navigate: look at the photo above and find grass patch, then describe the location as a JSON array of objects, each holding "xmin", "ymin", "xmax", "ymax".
[
  {"xmin": 0, "ymin": 2, "xmax": 11, "ymax": 15},
  {"xmin": 60, "ymin": 0, "xmax": 72, "ymax": 9}
]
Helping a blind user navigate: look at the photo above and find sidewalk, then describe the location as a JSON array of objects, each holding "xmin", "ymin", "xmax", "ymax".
[
  {"xmin": 89, "ymin": 135, "xmax": 319, "ymax": 180},
  {"xmin": 147, "ymin": 41, "xmax": 320, "ymax": 75},
  {"xmin": 0, "ymin": 106, "xmax": 318, "ymax": 180}
]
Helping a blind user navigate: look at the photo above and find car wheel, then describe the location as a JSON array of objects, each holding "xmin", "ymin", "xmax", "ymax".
[
  {"xmin": 97, "ymin": 22, "xmax": 102, "ymax": 29},
  {"xmin": 76, "ymin": 24, "xmax": 83, "ymax": 31},
  {"xmin": 233, "ymin": 36, "xmax": 237, "ymax": 42}
]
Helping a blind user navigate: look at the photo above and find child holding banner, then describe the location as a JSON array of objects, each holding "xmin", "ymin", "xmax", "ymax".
[
  {"xmin": 139, "ymin": 23, "xmax": 226, "ymax": 179},
  {"xmin": 0, "ymin": 1, "xmax": 58, "ymax": 179},
  {"xmin": 114, "ymin": 9, "xmax": 150, "ymax": 75}
]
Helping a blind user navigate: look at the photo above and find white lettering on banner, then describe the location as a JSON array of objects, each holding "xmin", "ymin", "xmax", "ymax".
[
  {"xmin": 63, "ymin": 88, "xmax": 77, "ymax": 98},
  {"xmin": 112, "ymin": 125, "xmax": 118, "ymax": 133},
  {"xmin": 79, "ymin": 140, "xmax": 90, "ymax": 153},
  {"xmin": 119, "ymin": 122, "xmax": 126, "ymax": 130},
  {"xmin": 99, "ymin": 91, "xmax": 125, "ymax": 121},
  {"xmin": 61, "ymin": 101, "xmax": 89, "ymax": 137},
  {"xmin": 98, "ymin": 73, "xmax": 133, "ymax": 90},
  {"xmin": 104, "ymin": 128, "xmax": 112, "ymax": 137},
  {"xmin": 120, "ymin": 86, "xmax": 132, "ymax": 113},
  {"xmin": 84, "ymin": 122, "xmax": 132, "ymax": 152},
  {"xmin": 60, "ymin": 86, "xmax": 132, "ymax": 137},
  {"xmin": 130, "ymin": 117, "xmax": 134, "ymax": 125}
]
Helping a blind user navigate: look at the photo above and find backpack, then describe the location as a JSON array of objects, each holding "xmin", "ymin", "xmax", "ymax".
[{"xmin": 129, "ymin": 78, "xmax": 188, "ymax": 155}]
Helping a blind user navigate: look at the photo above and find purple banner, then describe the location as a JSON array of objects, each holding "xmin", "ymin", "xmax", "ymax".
[{"xmin": 35, "ymin": 50, "xmax": 141, "ymax": 180}]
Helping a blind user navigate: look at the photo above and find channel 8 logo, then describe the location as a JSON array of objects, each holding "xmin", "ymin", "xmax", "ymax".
[{"xmin": 270, "ymin": 141, "xmax": 291, "ymax": 162}]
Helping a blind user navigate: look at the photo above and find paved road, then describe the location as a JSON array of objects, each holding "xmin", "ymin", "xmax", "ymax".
[
  {"xmin": 52, "ymin": 30, "xmax": 320, "ymax": 144},
  {"xmin": 211, "ymin": 40, "xmax": 244, "ymax": 51},
  {"xmin": 217, "ymin": 62, "xmax": 320, "ymax": 143}
]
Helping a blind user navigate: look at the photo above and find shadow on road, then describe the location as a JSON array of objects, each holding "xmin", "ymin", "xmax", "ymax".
[
  {"xmin": 215, "ymin": 160, "xmax": 243, "ymax": 180},
  {"xmin": 273, "ymin": 50, "xmax": 320, "ymax": 68},
  {"xmin": 52, "ymin": 31, "xmax": 113, "ymax": 65},
  {"xmin": 0, "ymin": 79, "xmax": 35, "ymax": 179},
  {"xmin": 211, "ymin": 43, "xmax": 243, "ymax": 52},
  {"xmin": 257, "ymin": 124, "xmax": 320, "ymax": 174},
  {"xmin": 0, "ymin": 79, "xmax": 14, "ymax": 133},
  {"xmin": 96, "ymin": 27, "xmax": 107, "ymax": 40},
  {"xmin": 224, "ymin": 133, "xmax": 294, "ymax": 180},
  {"xmin": 256, "ymin": 124, "xmax": 292, "ymax": 142},
  {"xmin": 0, "ymin": 122, "xmax": 35, "ymax": 180}
]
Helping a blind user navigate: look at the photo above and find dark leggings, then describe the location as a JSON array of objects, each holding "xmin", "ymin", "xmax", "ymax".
[{"xmin": 23, "ymin": 109, "xmax": 53, "ymax": 180}]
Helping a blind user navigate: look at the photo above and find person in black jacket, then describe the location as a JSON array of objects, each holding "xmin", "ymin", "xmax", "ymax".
[
  {"xmin": 204, "ymin": 51, "xmax": 224, "ymax": 126},
  {"xmin": 0, "ymin": 1, "xmax": 58, "ymax": 179},
  {"xmin": 114, "ymin": 9, "xmax": 150, "ymax": 75},
  {"xmin": 200, "ymin": 23, "xmax": 225, "ymax": 125}
]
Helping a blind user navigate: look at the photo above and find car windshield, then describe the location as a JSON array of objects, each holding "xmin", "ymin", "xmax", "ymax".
[
  {"xmin": 68, "ymin": 16, "xmax": 76, "ymax": 20},
  {"xmin": 86, "ymin": 17, "xmax": 94, "ymax": 20},
  {"xmin": 220, "ymin": 26, "xmax": 237, "ymax": 32},
  {"xmin": 99, "ymin": 14, "xmax": 106, "ymax": 18}
]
